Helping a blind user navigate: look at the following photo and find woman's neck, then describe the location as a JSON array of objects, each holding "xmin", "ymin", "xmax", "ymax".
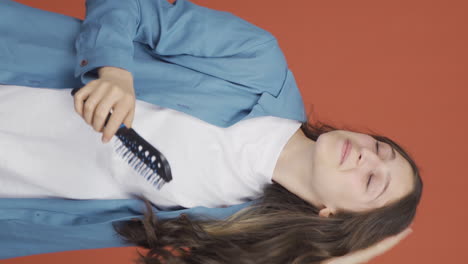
[{"xmin": 271, "ymin": 128, "xmax": 323, "ymax": 208}]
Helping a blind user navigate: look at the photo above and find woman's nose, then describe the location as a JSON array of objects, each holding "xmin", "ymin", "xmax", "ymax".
[{"xmin": 357, "ymin": 147, "xmax": 383, "ymax": 167}]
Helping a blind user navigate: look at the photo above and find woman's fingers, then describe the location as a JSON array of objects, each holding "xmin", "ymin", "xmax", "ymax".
[
  {"xmin": 99, "ymin": 85, "xmax": 135, "ymax": 143},
  {"xmin": 73, "ymin": 72, "xmax": 136, "ymax": 143},
  {"xmin": 83, "ymin": 84, "xmax": 109, "ymax": 127},
  {"xmin": 123, "ymin": 101, "xmax": 135, "ymax": 129},
  {"xmin": 73, "ymin": 80, "xmax": 96, "ymax": 117},
  {"xmin": 101, "ymin": 99, "xmax": 130, "ymax": 143},
  {"xmin": 93, "ymin": 93, "xmax": 116, "ymax": 133},
  {"xmin": 370, "ymin": 228, "xmax": 413, "ymax": 256},
  {"xmin": 92, "ymin": 85, "xmax": 128, "ymax": 133},
  {"xmin": 325, "ymin": 228, "xmax": 413, "ymax": 264},
  {"xmin": 73, "ymin": 80, "xmax": 108, "ymax": 126}
]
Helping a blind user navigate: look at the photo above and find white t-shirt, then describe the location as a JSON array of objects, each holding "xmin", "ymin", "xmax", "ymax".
[{"xmin": 0, "ymin": 84, "xmax": 302, "ymax": 209}]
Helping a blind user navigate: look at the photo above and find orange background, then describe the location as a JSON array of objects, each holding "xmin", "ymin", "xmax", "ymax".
[{"xmin": 2, "ymin": 0, "xmax": 467, "ymax": 263}]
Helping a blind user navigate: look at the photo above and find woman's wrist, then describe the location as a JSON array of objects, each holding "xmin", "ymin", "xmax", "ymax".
[{"xmin": 98, "ymin": 66, "xmax": 133, "ymax": 80}]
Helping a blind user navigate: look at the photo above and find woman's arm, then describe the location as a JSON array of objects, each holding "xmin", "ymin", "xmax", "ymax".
[{"xmin": 75, "ymin": 0, "xmax": 288, "ymax": 96}]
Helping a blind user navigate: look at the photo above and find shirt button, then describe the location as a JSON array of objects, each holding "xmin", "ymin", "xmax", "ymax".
[{"xmin": 80, "ymin": 59, "xmax": 88, "ymax": 67}]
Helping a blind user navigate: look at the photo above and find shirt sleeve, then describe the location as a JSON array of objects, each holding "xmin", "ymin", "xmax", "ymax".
[
  {"xmin": 75, "ymin": 0, "xmax": 289, "ymax": 97},
  {"xmin": 74, "ymin": 0, "xmax": 141, "ymax": 84}
]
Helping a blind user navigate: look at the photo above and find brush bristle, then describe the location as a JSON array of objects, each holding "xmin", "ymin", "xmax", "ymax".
[{"xmin": 111, "ymin": 126, "xmax": 172, "ymax": 190}]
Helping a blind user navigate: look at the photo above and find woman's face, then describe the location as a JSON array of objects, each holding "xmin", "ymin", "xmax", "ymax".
[{"xmin": 309, "ymin": 130, "xmax": 415, "ymax": 214}]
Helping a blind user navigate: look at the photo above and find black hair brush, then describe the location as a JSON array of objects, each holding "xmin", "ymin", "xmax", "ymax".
[{"xmin": 71, "ymin": 87, "xmax": 172, "ymax": 189}]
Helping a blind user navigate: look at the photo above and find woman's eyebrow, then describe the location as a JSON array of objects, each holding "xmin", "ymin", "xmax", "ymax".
[
  {"xmin": 390, "ymin": 146, "xmax": 396, "ymax": 160},
  {"xmin": 375, "ymin": 174, "xmax": 390, "ymax": 201},
  {"xmin": 385, "ymin": 143, "xmax": 396, "ymax": 160}
]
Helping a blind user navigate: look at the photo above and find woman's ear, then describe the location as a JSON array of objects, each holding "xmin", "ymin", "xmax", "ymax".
[{"xmin": 319, "ymin": 207, "xmax": 334, "ymax": 218}]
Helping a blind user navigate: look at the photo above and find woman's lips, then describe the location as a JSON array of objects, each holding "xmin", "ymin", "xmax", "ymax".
[{"xmin": 340, "ymin": 139, "xmax": 351, "ymax": 165}]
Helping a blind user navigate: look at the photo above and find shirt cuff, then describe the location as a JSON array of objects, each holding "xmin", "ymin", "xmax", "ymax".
[{"xmin": 74, "ymin": 47, "xmax": 134, "ymax": 85}]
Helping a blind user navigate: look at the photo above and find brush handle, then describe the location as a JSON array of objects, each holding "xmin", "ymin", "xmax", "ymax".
[{"xmin": 70, "ymin": 87, "xmax": 173, "ymax": 187}]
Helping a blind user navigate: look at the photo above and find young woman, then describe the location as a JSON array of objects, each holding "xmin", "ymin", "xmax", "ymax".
[{"xmin": 0, "ymin": 0, "xmax": 423, "ymax": 263}]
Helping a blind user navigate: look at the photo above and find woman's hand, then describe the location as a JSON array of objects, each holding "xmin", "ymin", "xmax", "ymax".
[
  {"xmin": 73, "ymin": 66, "xmax": 136, "ymax": 143},
  {"xmin": 323, "ymin": 228, "xmax": 413, "ymax": 264}
]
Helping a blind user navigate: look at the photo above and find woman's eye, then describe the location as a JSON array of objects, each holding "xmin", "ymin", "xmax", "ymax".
[{"xmin": 367, "ymin": 173, "xmax": 373, "ymax": 188}]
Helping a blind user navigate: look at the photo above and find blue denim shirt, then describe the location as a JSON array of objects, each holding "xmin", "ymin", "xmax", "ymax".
[
  {"xmin": 0, "ymin": 0, "xmax": 306, "ymax": 127},
  {"xmin": 0, "ymin": 198, "xmax": 254, "ymax": 259},
  {"xmin": 0, "ymin": 0, "xmax": 305, "ymax": 259}
]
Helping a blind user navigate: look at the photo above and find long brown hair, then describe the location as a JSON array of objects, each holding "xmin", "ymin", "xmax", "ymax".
[{"xmin": 113, "ymin": 120, "xmax": 423, "ymax": 264}]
